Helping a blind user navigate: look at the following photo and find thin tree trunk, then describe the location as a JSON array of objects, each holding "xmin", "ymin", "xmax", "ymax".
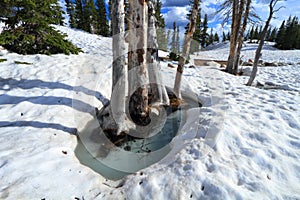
[
  {"xmin": 98, "ymin": 0, "xmax": 129, "ymax": 135},
  {"xmin": 147, "ymin": 1, "xmax": 169, "ymax": 106},
  {"xmin": 234, "ymin": 0, "xmax": 251, "ymax": 74},
  {"xmin": 247, "ymin": 0, "xmax": 278, "ymax": 86},
  {"xmin": 226, "ymin": 0, "xmax": 239, "ymax": 73},
  {"xmin": 173, "ymin": 0, "xmax": 200, "ymax": 99},
  {"xmin": 128, "ymin": 0, "xmax": 149, "ymax": 121}
]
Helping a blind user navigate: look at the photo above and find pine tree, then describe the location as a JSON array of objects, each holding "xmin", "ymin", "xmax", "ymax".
[
  {"xmin": 226, "ymin": 31, "xmax": 231, "ymax": 40},
  {"xmin": 275, "ymin": 20, "xmax": 285, "ymax": 49},
  {"xmin": 65, "ymin": 0, "xmax": 76, "ymax": 28},
  {"xmin": 175, "ymin": 26, "xmax": 181, "ymax": 54},
  {"xmin": 154, "ymin": 0, "xmax": 167, "ymax": 50},
  {"xmin": 200, "ymin": 14, "xmax": 208, "ymax": 48},
  {"xmin": 96, "ymin": 0, "xmax": 110, "ymax": 36},
  {"xmin": 85, "ymin": 0, "xmax": 98, "ymax": 33},
  {"xmin": 214, "ymin": 32, "xmax": 220, "ymax": 43},
  {"xmin": 0, "ymin": 0, "xmax": 81, "ymax": 55},
  {"xmin": 74, "ymin": 0, "xmax": 85, "ymax": 29},
  {"xmin": 222, "ymin": 31, "xmax": 226, "ymax": 42},
  {"xmin": 171, "ymin": 22, "xmax": 177, "ymax": 52},
  {"xmin": 249, "ymin": 26, "xmax": 254, "ymax": 42},
  {"xmin": 207, "ymin": 28, "xmax": 214, "ymax": 46}
]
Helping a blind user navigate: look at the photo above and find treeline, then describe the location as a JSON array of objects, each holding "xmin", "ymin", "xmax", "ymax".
[
  {"xmin": 246, "ymin": 16, "xmax": 300, "ymax": 50},
  {"xmin": 275, "ymin": 16, "xmax": 300, "ymax": 50},
  {"xmin": 65, "ymin": 0, "xmax": 110, "ymax": 36}
]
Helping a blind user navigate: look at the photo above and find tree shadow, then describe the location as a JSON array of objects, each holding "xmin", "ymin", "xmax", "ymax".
[
  {"xmin": 0, "ymin": 121, "xmax": 77, "ymax": 135},
  {"xmin": 0, "ymin": 94, "xmax": 96, "ymax": 114},
  {"xmin": 0, "ymin": 77, "xmax": 109, "ymax": 105}
]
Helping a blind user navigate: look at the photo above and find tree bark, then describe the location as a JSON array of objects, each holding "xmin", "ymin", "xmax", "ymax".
[
  {"xmin": 147, "ymin": 1, "xmax": 169, "ymax": 106},
  {"xmin": 247, "ymin": 0, "xmax": 278, "ymax": 86},
  {"xmin": 233, "ymin": 0, "xmax": 251, "ymax": 74},
  {"xmin": 128, "ymin": 0, "xmax": 149, "ymax": 122},
  {"xmin": 173, "ymin": 0, "xmax": 200, "ymax": 99},
  {"xmin": 98, "ymin": 0, "xmax": 129, "ymax": 135}
]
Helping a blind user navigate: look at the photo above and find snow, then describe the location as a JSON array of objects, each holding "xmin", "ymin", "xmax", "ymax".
[{"xmin": 0, "ymin": 25, "xmax": 300, "ymax": 199}]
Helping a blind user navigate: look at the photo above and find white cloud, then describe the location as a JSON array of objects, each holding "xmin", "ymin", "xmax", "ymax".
[{"xmin": 163, "ymin": 6, "xmax": 190, "ymax": 28}]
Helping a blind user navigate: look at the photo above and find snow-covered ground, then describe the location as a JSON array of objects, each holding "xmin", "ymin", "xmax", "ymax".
[{"xmin": 0, "ymin": 26, "xmax": 299, "ymax": 199}]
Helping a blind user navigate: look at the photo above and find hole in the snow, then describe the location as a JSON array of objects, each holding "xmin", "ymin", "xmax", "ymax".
[{"xmin": 75, "ymin": 90, "xmax": 201, "ymax": 180}]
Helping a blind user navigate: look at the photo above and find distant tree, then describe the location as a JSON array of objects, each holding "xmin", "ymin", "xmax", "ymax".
[
  {"xmin": 214, "ymin": 32, "xmax": 220, "ymax": 43},
  {"xmin": 269, "ymin": 27, "xmax": 277, "ymax": 42},
  {"xmin": 175, "ymin": 26, "xmax": 181, "ymax": 54},
  {"xmin": 275, "ymin": 16, "xmax": 300, "ymax": 50},
  {"xmin": 154, "ymin": 0, "xmax": 167, "ymax": 50},
  {"xmin": 226, "ymin": 31, "xmax": 231, "ymax": 40},
  {"xmin": 74, "ymin": 0, "xmax": 85, "ymax": 30},
  {"xmin": 275, "ymin": 20, "xmax": 285, "ymax": 49},
  {"xmin": 200, "ymin": 14, "xmax": 208, "ymax": 48},
  {"xmin": 222, "ymin": 31, "xmax": 227, "ymax": 42},
  {"xmin": 96, "ymin": 0, "xmax": 110, "ymax": 36},
  {"xmin": 0, "ymin": 0, "xmax": 81, "ymax": 55},
  {"xmin": 207, "ymin": 28, "xmax": 214, "ymax": 46},
  {"xmin": 170, "ymin": 22, "xmax": 177, "ymax": 53},
  {"xmin": 249, "ymin": 26, "xmax": 254, "ymax": 42},
  {"xmin": 84, "ymin": 0, "xmax": 98, "ymax": 33},
  {"xmin": 65, "ymin": 0, "xmax": 76, "ymax": 28}
]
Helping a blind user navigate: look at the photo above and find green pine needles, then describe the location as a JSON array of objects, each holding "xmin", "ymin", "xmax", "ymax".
[{"xmin": 0, "ymin": 0, "xmax": 81, "ymax": 55}]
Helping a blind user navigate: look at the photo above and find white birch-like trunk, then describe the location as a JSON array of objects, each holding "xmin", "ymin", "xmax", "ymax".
[
  {"xmin": 98, "ymin": 0, "xmax": 130, "ymax": 135},
  {"xmin": 128, "ymin": 0, "xmax": 149, "ymax": 119},
  {"xmin": 173, "ymin": 0, "xmax": 200, "ymax": 99},
  {"xmin": 147, "ymin": 1, "xmax": 169, "ymax": 106}
]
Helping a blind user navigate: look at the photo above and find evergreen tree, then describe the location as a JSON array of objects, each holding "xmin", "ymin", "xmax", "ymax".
[
  {"xmin": 170, "ymin": 22, "xmax": 177, "ymax": 53},
  {"xmin": 154, "ymin": 0, "xmax": 167, "ymax": 50},
  {"xmin": 253, "ymin": 25, "xmax": 259, "ymax": 40},
  {"xmin": 207, "ymin": 28, "xmax": 214, "ymax": 46},
  {"xmin": 175, "ymin": 26, "xmax": 181, "ymax": 54},
  {"xmin": 200, "ymin": 14, "xmax": 208, "ymax": 48},
  {"xmin": 0, "ymin": 0, "xmax": 81, "ymax": 55},
  {"xmin": 269, "ymin": 27, "xmax": 277, "ymax": 42},
  {"xmin": 222, "ymin": 31, "xmax": 226, "ymax": 42},
  {"xmin": 226, "ymin": 31, "xmax": 231, "ymax": 40},
  {"xmin": 65, "ymin": 0, "xmax": 76, "ymax": 28},
  {"xmin": 214, "ymin": 32, "xmax": 220, "ymax": 43},
  {"xmin": 96, "ymin": 0, "xmax": 110, "ymax": 36},
  {"xmin": 275, "ymin": 20, "xmax": 285, "ymax": 49},
  {"xmin": 249, "ymin": 26, "xmax": 254, "ymax": 42},
  {"xmin": 85, "ymin": 0, "xmax": 98, "ymax": 33},
  {"xmin": 74, "ymin": 0, "xmax": 85, "ymax": 29}
]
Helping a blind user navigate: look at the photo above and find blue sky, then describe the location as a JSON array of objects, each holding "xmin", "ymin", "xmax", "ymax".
[{"xmin": 161, "ymin": 0, "xmax": 300, "ymax": 35}]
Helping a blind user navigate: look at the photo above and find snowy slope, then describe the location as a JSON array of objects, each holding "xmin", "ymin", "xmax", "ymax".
[{"xmin": 0, "ymin": 26, "xmax": 299, "ymax": 199}]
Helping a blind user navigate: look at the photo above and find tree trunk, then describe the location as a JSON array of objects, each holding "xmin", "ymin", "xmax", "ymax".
[
  {"xmin": 234, "ymin": 0, "xmax": 251, "ymax": 74},
  {"xmin": 246, "ymin": 0, "xmax": 278, "ymax": 86},
  {"xmin": 98, "ymin": 0, "xmax": 130, "ymax": 135},
  {"xmin": 173, "ymin": 0, "xmax": 200, "ymax": 99},
  {"xmin": 128, "ymin": 0, "xmax": 149, "ymax": 123},
  {"xmin": 147, "ymin": 1, "xmax": 169, "ymax": 106}
]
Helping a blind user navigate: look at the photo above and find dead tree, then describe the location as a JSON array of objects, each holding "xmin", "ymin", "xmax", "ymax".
[
  {"xmin": 234, "ymin": 0, "xmax": 251, "ymax": 74},
  {"xmin": 246, "ymin": 0, "xmax": 283, "ymax": 86},
  {"xmin": 226, "ymin": 0, "xmax": 245, "ymax": 74},
  {"xmin": 173, "ymin": 0, "xmax": 200, "ymax": 99}
]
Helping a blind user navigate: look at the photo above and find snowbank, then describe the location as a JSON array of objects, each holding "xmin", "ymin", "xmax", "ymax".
[{"xmin": 0, "ymin": 26, "xmax": 299, "ymax": 199}]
